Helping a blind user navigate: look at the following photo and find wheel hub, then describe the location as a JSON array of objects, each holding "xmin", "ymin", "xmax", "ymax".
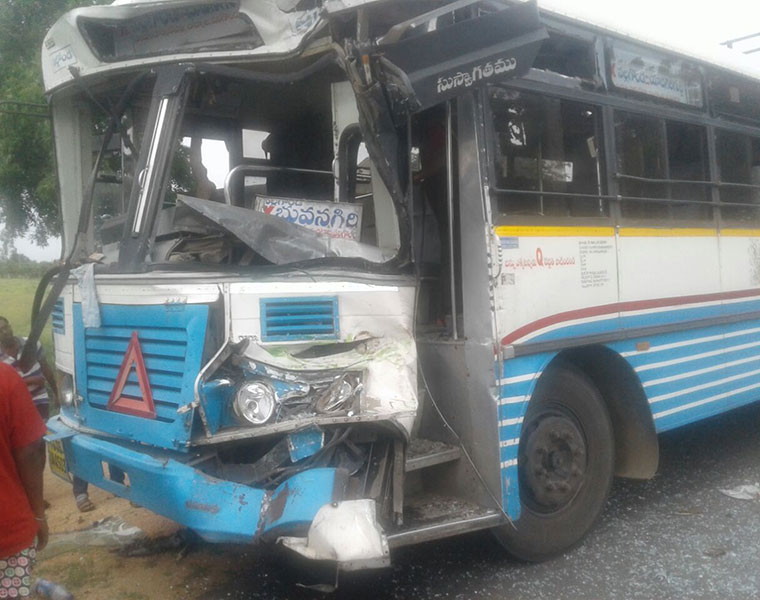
[{"xmin": 520, "ymin": 414, "xmax": 587, "ymax": 512}]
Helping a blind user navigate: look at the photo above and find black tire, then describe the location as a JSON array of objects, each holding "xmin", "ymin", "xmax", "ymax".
[{"xmin": 492, "ymin": 363, "xmax": 614, "ymax": 562}]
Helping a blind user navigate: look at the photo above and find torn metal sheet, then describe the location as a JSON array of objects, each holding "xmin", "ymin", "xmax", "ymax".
[
  {"xmin": 178, "ymin": 195, "xmax": 393, "ymax": 264},
  {"xmin": 279, "ymin": 499, "xmax": 390, "ymax": 570},
  {"xmin": 43, "ymin": 0, "xmax": 328, "ymax": 92}
]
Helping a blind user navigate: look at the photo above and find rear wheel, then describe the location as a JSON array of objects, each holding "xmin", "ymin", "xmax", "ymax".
[{"xmin": 493, "ymin": 363, "xmax": 614, "ymax": 561}]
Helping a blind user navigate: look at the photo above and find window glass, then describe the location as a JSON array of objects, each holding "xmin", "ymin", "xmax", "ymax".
[
  {"xmin": 167, "ymin": 137, "xmax": 229, "ymax": 203},
  {"xmin": 532, "ymin": 33, "xmax": 596, "ymax": 80},
  {"xmin": 489, "ymin": 87, "xmax": 606, "ymax": 219},
  {"xmin": 615, "ymin": 112, "xmax": 711, "ymax": 221},
  {"xmin": 614, "ymin": 111, "xmax": 667, "ymax": 219},
  {"xmin": 717, "ymin": 131, "xmax": 760, "ymax": 223},
  {"xmin": 667, "ymin": 121, "xmax": 711, "ymax": 220},
  {"xmin": 90, "ymin": 87, "xmax": 150, "ymax": 249}
]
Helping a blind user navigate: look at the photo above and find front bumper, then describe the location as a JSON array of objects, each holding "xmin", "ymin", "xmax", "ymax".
[{"xmin": 46, "ymin": 417, "xmax": 345, "ymax": 544}]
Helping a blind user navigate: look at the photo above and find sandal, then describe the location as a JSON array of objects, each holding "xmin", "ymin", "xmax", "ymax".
[{"xmin": 75, "ymin": 494, "xmax": 95, "ymax": 512}]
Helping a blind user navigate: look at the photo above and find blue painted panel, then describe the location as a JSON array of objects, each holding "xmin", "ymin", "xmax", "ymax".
[
  {"xmin": 619, "ymin": 303, "xmax": 725, "ymax": 330},
  {"xmin": 73, "ymin": 302, "xmax": 208, "ymax": 451},
  {"xmin": 654, "ymin": 384, "xmax": 760, "ymax": 432},
  {"xmin": 199, "ymin": 379, "xmax": 235, "ymax": 434},
  {"xmin": 526, "ymin": 298, "xmax": 760, "ymax": 348},
  {"xmin": 610, "ymin": 317, "xmax": 760, "ymax": 434},
  {"xmin": 523, "ymin": 316, "xmax": 620, "ymax": 344},
  {"xmin": 287, "ymin": 426, "xmax": 325, "ymax": 462},
  {"xmin": 261, "ymin": 469, "xmax": 339, "ymax": 535},
  {"xmin": 260, "ymin": 296, "xmax": 339, "ymax": 342},
  {"xmin": 48, "ymin": 418, "xmax": 340, "ymax": 544},
  {"xmin": 498, "ymin": 351, "xmax": 557, "ymax": 520}
]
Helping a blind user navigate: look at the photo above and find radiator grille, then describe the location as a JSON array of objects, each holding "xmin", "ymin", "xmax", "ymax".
[
  {"xmin": 83, "ymin": 325, "xmax": 187, "ymax": 423},
  {"xmin": 73, "ymin": 303, "xmax": 208, "ymax": 450}
]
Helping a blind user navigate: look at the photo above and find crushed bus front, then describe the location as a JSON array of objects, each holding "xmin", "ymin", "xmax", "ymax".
[
  {"xmin": 40, "ymin": 0, "xmax": 547, "ymax": 571},
  {"xmin": 47, "ymin": 275, "xmax": 417, "ymax": 569}
]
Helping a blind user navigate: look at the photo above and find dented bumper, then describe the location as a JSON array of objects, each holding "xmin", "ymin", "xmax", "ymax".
[{"xmin": 46, "ymin": 418, "xmax": 345, "ymax": 544}]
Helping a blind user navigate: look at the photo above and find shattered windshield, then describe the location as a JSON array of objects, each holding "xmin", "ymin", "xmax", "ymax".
[{"xmin": 54, "ymin": 67, "xmax": 402, "ymax": 268}]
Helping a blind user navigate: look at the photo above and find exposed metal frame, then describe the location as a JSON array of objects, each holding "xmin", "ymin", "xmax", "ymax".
[
  {"xmin": 445, "ymin": 100, "xmax": 458, "ymax": 340},
  {"xmin": 386, "ymin": 510, "xmax": 504, "ymax": 548}
]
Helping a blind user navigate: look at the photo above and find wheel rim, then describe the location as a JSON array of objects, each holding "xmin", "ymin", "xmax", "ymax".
[{"xmin": 519, "ymin": 406, "xmax": 588, "ymax": 514}]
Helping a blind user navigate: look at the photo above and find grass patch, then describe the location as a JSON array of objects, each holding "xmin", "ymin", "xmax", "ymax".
[
  {"xmin": 0, "ymin": 277, "xmax": 54, "ymax": 360},
  {"xmin": 0, "ymin": 277, "xmax": 57, "ymax": 412}
]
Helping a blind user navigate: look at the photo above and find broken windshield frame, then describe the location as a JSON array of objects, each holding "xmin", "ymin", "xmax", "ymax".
[{"xmin": 52, "ymin": 61, "xmax": 410, "ymax": 273}]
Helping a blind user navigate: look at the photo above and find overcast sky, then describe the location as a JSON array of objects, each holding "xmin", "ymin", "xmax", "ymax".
[{"xmin": 13, "ymin": 0, "xmax": 760, "ymax": 261}]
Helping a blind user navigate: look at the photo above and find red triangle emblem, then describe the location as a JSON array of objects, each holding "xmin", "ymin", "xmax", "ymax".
[{"xmin": 107, "ymin": 331, "xmax": 157, "ymax": 419}]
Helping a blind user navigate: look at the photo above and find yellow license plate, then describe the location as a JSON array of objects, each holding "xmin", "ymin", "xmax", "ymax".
[{"xmin": 47, "ymin": 439, "xmax": 71, "ymax": 482}]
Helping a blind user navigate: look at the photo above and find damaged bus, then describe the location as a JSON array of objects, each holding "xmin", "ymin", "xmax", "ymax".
[{"xmin": 35, "ymin": 0, "xmax": 760, "ymax": 570}]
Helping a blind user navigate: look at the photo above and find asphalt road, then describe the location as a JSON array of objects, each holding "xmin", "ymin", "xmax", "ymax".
[{"xmin": 198, "ymin": 402, "xmax": 760, "ymax": 600}]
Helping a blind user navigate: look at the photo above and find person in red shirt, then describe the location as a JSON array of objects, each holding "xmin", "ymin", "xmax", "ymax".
[{"xmin": 0, "ymin": 362, "xmax": 48, "ymax": 597}]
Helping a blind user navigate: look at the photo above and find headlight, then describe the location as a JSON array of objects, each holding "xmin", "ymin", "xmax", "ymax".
[
  {"xmin": 234, "ymin": 381, "xmax": 277, "ymax": 425},
  {"xmin": 59, "ymin": 372, "xmax": 75, "ymax": 407},
  {"xmin": 315, "ymin": 373, "xmax": 362, "ymax": 414}
]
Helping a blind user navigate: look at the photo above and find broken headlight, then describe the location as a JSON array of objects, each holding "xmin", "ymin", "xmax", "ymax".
[
  {"xmin": 234, "ymin": 381, "xmax": 277, "ymax": 425},
  {"xmin": 58, "ymin": 372, "xmax": 75, "ymax": 408},
  {"xmin": 315, "ymin": 373, "xmax": 362, "ymax": 414},
  {"xmin": 231, "ymin": 358, "xmax": 364, "ymax": 427}
]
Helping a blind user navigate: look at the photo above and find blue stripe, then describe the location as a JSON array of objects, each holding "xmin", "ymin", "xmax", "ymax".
[
  {"xmin": 497, "ymin": 351, "xmax": 557, "ymax": 520},
  {"xmin": 655, "ymin": 385, "xmax": 760, "ymax": 432},
  {"xmin": 525, "ymin": 300, "xmax": 760, "ymax": 346},
  {"xmin": 498, "ymin": 305, "xmax": 760, "ymax": 520}
]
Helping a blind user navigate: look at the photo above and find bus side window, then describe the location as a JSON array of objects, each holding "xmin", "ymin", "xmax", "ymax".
[
  {"xmin": 716, "ymin": 130, "xmax": 760, "ymax": 223},
  {"xmin": 488, "ymin": 87, "xmax": 606, "ymax": 220},
  {"xmin": 615, "ymin": 112, "xmax": 711, "ymax": 222},
  {"xmin": 666, "ymin": 121, "xmax": 711, "ymax": 221},
  {"xmin": 614, "ymin": 111, "xmax": 668, "ymax": 220}
]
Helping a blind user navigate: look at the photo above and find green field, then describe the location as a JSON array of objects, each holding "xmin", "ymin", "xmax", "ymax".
[{"xmin": 0, "ymin": 277, "xmax": 55, "ymax": 364}]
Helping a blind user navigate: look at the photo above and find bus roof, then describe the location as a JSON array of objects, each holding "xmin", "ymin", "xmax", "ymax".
[
  {"xmin": 41, "ymin": 0, "xmax": 332, "ymax": 93},
  {"xmin": 538, "ymin": 0, "xmax": 760, "ymax": 83},
  {"xmin": 41, "ymin": 0, "xmax": 760, "ymax": 94}
]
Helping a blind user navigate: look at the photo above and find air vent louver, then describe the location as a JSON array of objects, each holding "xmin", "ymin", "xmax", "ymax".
[{"xmin": 260, "ymin": 297, "xmax": 339, "ymax": 342}]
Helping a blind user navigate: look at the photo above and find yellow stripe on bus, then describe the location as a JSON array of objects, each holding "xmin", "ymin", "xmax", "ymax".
[
  {"xmin": 617, "ymin": 227, "xmax": 715, "ymax": 237},
  {"xmin": 494, "ymin": 225, "xmax": 614, "ymax": 237},
  {"xmin": 494, "ymin": 226, "xmax": 760, "ymax": 238},
  {"xmin": 720, "ymin": 229, "xmax": 760, "ymax": 237}
]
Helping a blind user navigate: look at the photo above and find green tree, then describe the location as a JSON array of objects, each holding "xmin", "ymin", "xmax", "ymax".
[{"xmin": 0, "ymin": 0, "xmax": 97, "ymax": 243}]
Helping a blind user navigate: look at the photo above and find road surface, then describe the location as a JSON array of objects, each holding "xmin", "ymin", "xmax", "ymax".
[{"xmin": 198, "ymin": 402, "xmax": 760, "ymax": 599}]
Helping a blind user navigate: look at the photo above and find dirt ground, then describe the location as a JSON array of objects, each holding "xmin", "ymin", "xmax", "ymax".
[
  {"xmin": 38, "ymin": 468, "xmax": 233, "ymax": 600},
  {"xmin": 35, "ymin": 403, "xmax": 760, "ymax": 599}
]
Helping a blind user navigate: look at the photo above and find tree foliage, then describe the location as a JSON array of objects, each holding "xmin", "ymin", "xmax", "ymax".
[{"xmin": 0, "ymin": 0, "xmax": 97, "ymax": 242}]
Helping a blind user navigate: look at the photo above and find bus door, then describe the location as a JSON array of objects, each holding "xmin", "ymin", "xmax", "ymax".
[{"xmin": 327, "ymin": 0, "xmax": 549, "ymax": 507}]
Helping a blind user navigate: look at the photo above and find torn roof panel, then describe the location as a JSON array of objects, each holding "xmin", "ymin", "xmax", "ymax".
[{"xmin": 42, "ymin": 0, "xmax": 330, "ymax": 93}]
